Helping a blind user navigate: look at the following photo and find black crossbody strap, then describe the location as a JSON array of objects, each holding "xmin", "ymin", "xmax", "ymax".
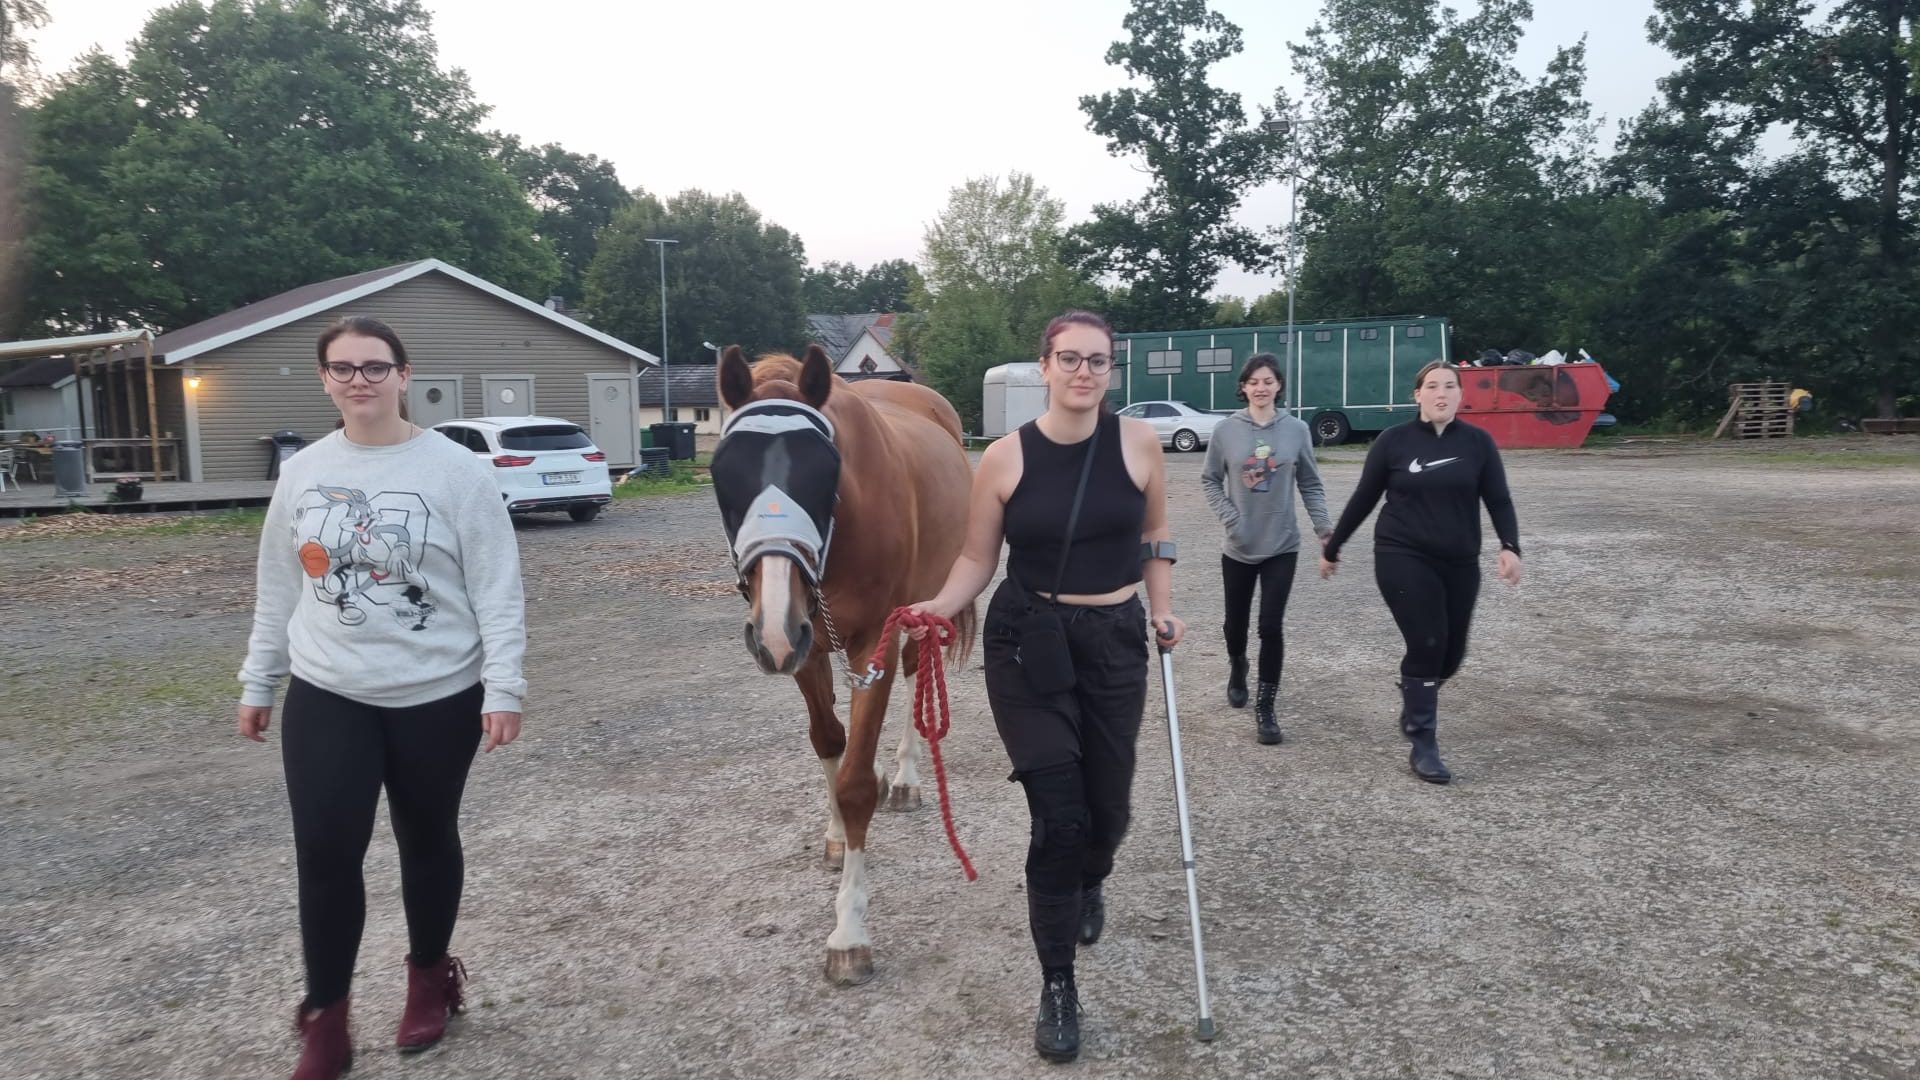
[{"xmin": 1047, "ymin": 416, "xmax": 1101, "ymax": 607}]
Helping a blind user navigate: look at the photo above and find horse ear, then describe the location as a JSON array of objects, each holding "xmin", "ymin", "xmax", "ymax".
[
  {"xmin": 799, "ymin": 344, "xmax": 834, "ymax": 408},
  {"xmin": 717, "ymin": 346, "xmax": 752, "ymax": 410}
]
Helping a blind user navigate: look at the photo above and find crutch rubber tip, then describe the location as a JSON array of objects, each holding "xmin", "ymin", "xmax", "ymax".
[{"xmin": 1196, "ymin": 1017, "xmax": 1218, "ymax": 1042}]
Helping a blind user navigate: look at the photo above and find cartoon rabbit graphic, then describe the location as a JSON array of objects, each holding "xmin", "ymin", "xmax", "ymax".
[{"xmin": 299, "ymin": 485, "xmax": 435, "ymax": 630}]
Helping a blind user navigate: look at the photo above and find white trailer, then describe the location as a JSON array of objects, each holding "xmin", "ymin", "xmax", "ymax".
[{"xmin": 982, "ymin": 362, "xmax": 1047, "ymax": 437}]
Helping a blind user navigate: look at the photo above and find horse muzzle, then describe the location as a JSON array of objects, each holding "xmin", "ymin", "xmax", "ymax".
[{"xmin": 745, "ymin": 616, "xmax": 813, "ymax": 675}]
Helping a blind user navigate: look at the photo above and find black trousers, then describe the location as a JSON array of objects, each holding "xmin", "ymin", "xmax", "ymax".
[
  {"xmin": 1373, "ymin": 550, "xmax": 1481, "ymax": 680},
  {"xmin": 282, "ymin": 676, "xmax": 483, "ymax": 1008},
  {"xmin": 982, "ymin": 579, "xmax": 1149, "ymax": 969},
  {"xmin": 1221, "ymin": 551, "xmax": 1298, "ymax": 685}
]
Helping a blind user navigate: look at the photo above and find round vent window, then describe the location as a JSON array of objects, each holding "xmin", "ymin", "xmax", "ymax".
[
  {"xmin": 499, "ymin": 387, "xmax": 517, "ymax": 404},
  {"xmin": 603, "ymin": 384, "xmax": 619, "ymax": 400},
  {"xmin": 425, "ymin": 387, "xmax": 444, "ymax": 404}
]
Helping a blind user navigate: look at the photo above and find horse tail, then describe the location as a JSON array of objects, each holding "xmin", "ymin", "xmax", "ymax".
[{"xmin": 944, "ymin": 600, "xmax": 977, "ymax": 670}]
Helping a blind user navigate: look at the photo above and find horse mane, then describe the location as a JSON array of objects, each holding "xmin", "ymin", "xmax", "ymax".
[{"xmin": 752, "ymin": 353, "xmax": 805, "ymax": 386}]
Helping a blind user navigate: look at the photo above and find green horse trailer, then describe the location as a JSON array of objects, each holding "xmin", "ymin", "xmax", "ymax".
[{"xmin": 1108, "ymin": 315, "xmax": 1451, "ymax": 443}]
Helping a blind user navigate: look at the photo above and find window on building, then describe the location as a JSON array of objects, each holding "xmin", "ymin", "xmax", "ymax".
[
  {"xmin": 1359, "ymin": 328, "xmax": 1380, "ymax": 340},
  {"xmin": 1146, "ymin": 349, "xmax": 1182, "ymax": 375},
  {"xmin": 695, "ymin": 408, "xmax": 712, "ymax": 422},
  {"xmin": 1405, "ymin": 325, "xmax": 1427, "ymax": 338},
  {"xmin": 1196, "ymin": 347, "xmax": 1235, "ymax": 373},
  {"xmin": 666, "ymin": 407, "xmax": 679, "ymax": 421},
  {"xmin": 1314, "ymin": 330, "xmax": 1332, "ymax": 342},
  {"xmin": 859, "ymin": 356, "xmax": 878, "ymax": 374}
]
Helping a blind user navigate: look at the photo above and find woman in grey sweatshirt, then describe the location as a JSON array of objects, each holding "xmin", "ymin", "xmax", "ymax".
[{"xmin": 1199, "ymin": 354, "xmax": 1332, "ymax": 744}]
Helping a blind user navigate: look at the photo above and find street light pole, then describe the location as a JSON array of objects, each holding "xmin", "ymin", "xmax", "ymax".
[
  {"xmin": 645, "ymin": 237, "xmax": 678, "ymax": 420},
  {"xmin": 1261, "ymin": 118, "xmax": 1300, "ymax": 413}
]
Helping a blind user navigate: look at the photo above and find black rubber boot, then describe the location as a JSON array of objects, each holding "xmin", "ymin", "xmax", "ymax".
[
  {"xmin": 1227, "ymin": 653, "xmax": 1249, "ymax": 709},
  {"xmin": 1255, "ymin": 681, "xmax": 1281, "ymax": 744},
  {"xmin": 1077, "ymin": 882, "xmax": 1105, "ymax": 946},
  {"xmin": 1401, "ymin": 678, "xmax": 1451, "ymax": 784},
  {"xmin": 1034, "ymin": 969, "xmax": 1081, "ymax": 1063}
]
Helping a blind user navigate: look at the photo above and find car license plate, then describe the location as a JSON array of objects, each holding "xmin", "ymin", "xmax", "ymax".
[{"xmin": 541, "ymin": 471, "xmax": 580, "ymax": 485}]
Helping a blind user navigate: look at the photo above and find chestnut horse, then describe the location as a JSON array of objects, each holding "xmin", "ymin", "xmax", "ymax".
[{"xmin": 712, "ymin": 343, "xmax": 975, "ymax": 984}]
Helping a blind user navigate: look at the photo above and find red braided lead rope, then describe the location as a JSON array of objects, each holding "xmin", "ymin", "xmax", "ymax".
[{"xmin": 868, "ymin": 607, "xmax": 977, "ymax": 881}]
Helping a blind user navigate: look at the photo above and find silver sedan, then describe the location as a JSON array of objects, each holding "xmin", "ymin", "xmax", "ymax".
[{"xmin": 1115, "ymin": 400, "xmax": 1226, "ymax": 452}]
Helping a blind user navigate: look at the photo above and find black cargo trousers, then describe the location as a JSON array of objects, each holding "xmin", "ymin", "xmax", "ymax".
[{"xmin": 982, "ymin": 577, "xmax": 1151, "ymax": 968}]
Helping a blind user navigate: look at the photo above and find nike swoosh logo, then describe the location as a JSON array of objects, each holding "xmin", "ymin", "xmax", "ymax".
[{"xmin": 1409, "ymin": 457, "xmax": 1460, "ymax": 473}]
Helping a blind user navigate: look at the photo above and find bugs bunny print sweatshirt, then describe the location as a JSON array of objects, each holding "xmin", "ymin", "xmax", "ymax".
[{"xmin": 239, "ymin": 428, "xmax": 529, "ymax": 714}]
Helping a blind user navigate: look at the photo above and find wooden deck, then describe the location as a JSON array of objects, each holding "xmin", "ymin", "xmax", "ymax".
[{"xmin": 0, "ymin": 479, "xmax": 275, "ymax": 518}]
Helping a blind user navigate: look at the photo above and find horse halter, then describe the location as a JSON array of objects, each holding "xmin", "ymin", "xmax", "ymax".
[{"xmin": 710, "ymin": 398, "xmax": 842, "ymax": 596}]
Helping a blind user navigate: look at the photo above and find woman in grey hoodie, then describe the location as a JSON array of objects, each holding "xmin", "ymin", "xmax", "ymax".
[{"xmin": 1200, "ymin": 354, "xmax": 1332, "ymax": 744}]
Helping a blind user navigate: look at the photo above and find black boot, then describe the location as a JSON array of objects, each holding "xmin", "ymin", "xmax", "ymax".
[
  {"xmin": 1400, "ymin": 678, "xmax": 1451, "ymax": 784},
  {"xmin": 1077, "ymin": 882, "xmax": 1105, "ymax": 945},
  {"xmin": 1227, "ymin": 653, "xmax": 1249, "ymax": 708},
  {"xmin": 1033, "ymin": 969, "xmax": 1081, "ymax": 1063},
  {"xmin": 1255, "ymin": 681, "xmax": 1281, "ymax": 744}
]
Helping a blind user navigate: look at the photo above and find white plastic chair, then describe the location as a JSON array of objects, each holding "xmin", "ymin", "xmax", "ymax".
[{"xmin": 0, "ymin": 447, "xmax": 15, "ymax": 492}]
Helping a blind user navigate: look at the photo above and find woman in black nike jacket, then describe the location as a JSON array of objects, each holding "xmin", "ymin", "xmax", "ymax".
[{"xmin": 1319, "ymin": 360, "xmax": 1522, "ymax": 783}]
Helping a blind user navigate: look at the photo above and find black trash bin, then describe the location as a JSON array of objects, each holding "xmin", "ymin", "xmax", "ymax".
[
  {"xmin": 648, "ymin": 421, "xmax": 697, "ymax": 461},
  {"xmin": 52, "ymin": 440, "xmax": 87, "ymax": 498},
  {"xmin": 266, "ymin": 430, "xmax": 307, "ymax": 480}
]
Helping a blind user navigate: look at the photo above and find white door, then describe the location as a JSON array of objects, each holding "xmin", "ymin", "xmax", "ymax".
[
  {"xmin": 408, "ymin": 376, "xmax": 463, "ymax": 427},
  {"xmin": 481, "ymin": 375, "xmax": 534, "ymax": 417},
  {"xmin": 586, "ymin": 374, "xmax": 636, "ymax": 467}
]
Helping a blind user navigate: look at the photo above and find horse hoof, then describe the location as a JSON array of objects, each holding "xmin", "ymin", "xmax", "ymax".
[
  {"xmin": 885, "ymin": 783, "xmax": 923, "ymax": 812},
  {"xmin": 823, "ymin": 839, "xmax": 845, "ymax": 870},
  {"xmin": 825, "ymin": 946, "xmax": 874, "ymax": 986}
]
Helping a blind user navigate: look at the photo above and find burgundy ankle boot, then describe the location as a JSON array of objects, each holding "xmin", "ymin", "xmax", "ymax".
[
  {"xmin": 396, "ymin": 955, "xmax": 466, "ymax": 1052},
  {"xmin": 290, "ymin": 998, "xmax": 352, "ymax": 1080}
]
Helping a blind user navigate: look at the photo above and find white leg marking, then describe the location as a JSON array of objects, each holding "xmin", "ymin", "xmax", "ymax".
[
  {"xmin": 819, "ymin": 755, "xmax": 846, "ymax": 846},
  {"xmin": 825, "ymin": 849, "xmax": 871, "ymax": 950},
  {"xmin": 891, "ymin": 724, "xmax": 921, "ymax": 795}
]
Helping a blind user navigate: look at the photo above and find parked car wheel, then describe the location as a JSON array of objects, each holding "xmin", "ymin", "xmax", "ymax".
[
  {"xmin": 1313, "ymin": 411, "xmax": 1352, "ymax": 445},
  {"xmin": 568, "ymin": 503, "xmax": 601, "ymax": 523},
  {"xmin": 1172, "ymin": 428, "xmax": 1200, "ymax": 453}
]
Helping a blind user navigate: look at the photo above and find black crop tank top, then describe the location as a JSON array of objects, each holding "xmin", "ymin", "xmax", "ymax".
[{"xmin": 1003, "ymin": 410, "xmax": 1146, "ymax": 595}]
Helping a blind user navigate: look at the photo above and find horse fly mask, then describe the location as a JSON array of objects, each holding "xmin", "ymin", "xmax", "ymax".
[{"xmin": 711, "ymin": 399, "xmax": 842, "ymax": 597}]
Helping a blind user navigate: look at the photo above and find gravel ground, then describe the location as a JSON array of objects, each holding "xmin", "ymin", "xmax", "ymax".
[{"xmin": 2, "ymin": 436, "xmax": 1917, "ymax": 1079}]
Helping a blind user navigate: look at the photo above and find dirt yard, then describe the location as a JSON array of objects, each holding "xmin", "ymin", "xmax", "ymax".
[{"xmin": 2, "ymin": 436, "xmax": 1917, "ymax": 1079}]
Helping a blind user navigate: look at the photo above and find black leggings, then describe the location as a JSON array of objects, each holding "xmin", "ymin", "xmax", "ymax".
[
  {"xmin": 282, "ymin": 676, "xmax": 483, "ymax": 1008},
  {"xmin": 982, "ymin": 579, "xmax": 1149, "ymax": 969},
  {"xmin": 1373, "ymin": 550, "xmax": 1481, "ymax": 680},
  {"xmin": 1221, "ymin": 552, "xmax": 1298, "ymax": 685}
]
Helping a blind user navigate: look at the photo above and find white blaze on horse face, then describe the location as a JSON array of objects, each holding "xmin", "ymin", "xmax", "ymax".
[
  {"xmin": 825, "ymin": 849, "xmax": 871, "ymax": 952},
  {"xmin": 755, "ymin": 556, "xmax": 799, "ymax": 667}
]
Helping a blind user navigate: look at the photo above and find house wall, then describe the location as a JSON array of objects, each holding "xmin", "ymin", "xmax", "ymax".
[
  {"xmin": 834, "ymin": 330, "xmax": 902, "ymax": 376},
  {"xmin": 1, "ymin": 384, "xmax": 83, "ymax": 438},
  {"xmin": 188, "ymin": 272, "xmax": 641, "ymax": 480},
  {"xmin": 639, "ymin": 404, "xmax": 726, "ymax": 435}
]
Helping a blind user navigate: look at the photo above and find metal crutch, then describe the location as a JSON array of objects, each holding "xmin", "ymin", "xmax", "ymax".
[{"xmin": 1158, "ymin": 638, "xmax": 1218, "ymax": 1041}]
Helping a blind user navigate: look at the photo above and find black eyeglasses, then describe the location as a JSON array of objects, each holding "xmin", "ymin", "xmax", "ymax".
[
  {"xmin": 321, "ymin": 361, "xmax": 401, "ymax": 383},
  {"xmin": 1051, "ymin": 351, "xmax": 1114, "ymax": 375}
]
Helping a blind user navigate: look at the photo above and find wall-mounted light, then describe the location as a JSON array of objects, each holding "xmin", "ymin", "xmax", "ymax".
[{"xmin": 186, "ymin": 375, "xmax": 202, "ymax": 390}]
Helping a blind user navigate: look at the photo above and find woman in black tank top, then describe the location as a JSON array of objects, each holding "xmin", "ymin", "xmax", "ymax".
[{"xmin": 907, "ymin": 310, "xmax": 1186, "ymax": 1064}]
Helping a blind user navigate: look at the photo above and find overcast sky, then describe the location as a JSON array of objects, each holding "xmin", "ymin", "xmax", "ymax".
[{"xmin": 31, "ymin": 0, "xmax": 1680, "ymax": 302}]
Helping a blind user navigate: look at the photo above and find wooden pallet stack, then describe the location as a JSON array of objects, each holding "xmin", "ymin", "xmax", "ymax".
[{"xmin": 1713, "ymin": 382, "xmax": 1794, "ymax": 439}]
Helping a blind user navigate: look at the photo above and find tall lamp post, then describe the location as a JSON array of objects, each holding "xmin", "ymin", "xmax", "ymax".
[
  {"xmin": 1263, "ymin": 117, "xmax": 1300, "ymax": 414},
  {"xmin": 645, "ymin": 237, "xmax": 678, "ymax": 421}
]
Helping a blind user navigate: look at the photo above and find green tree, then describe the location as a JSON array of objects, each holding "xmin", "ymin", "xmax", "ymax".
[
  {"xmin": 906, "ymin": 173, "xmax": 1100, "ymax": 429},
  {"xmin": 1640, "ymin": 0, "xmax": 1920, "ymax": 418},
  {"xmin": 1283, "ymin": 0, "xmax": 1593, "ymax": 352},
  {"xmin": 1067, "ymin": 0, "xmax": 1278, "ymax": 330},
  {"xmin": 0, "ymin": 0, "xmax": 47, "ymax": 336},
  {"xmin": 801, "ymin": 258, "xmax": 922, "ymax": 313},
  {"xmin": 22, "ymin": 0, "xmax": 557, "ymax": 332},
  {"xmin": 496, "ymin": 137, "xmax": 632, "ymax": 311},
  {"xmin": 1210, "ymin": 296, "xmax": 1249, "ymax": 327},
  {"xmin": 585, "ymin": 188, "xmax": 807, "ymax": 367}
]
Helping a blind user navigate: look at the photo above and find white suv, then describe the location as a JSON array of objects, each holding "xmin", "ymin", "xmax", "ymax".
[{"xmin": 434, "ymin": 416, "xmax": 614, "ymax": 522}]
